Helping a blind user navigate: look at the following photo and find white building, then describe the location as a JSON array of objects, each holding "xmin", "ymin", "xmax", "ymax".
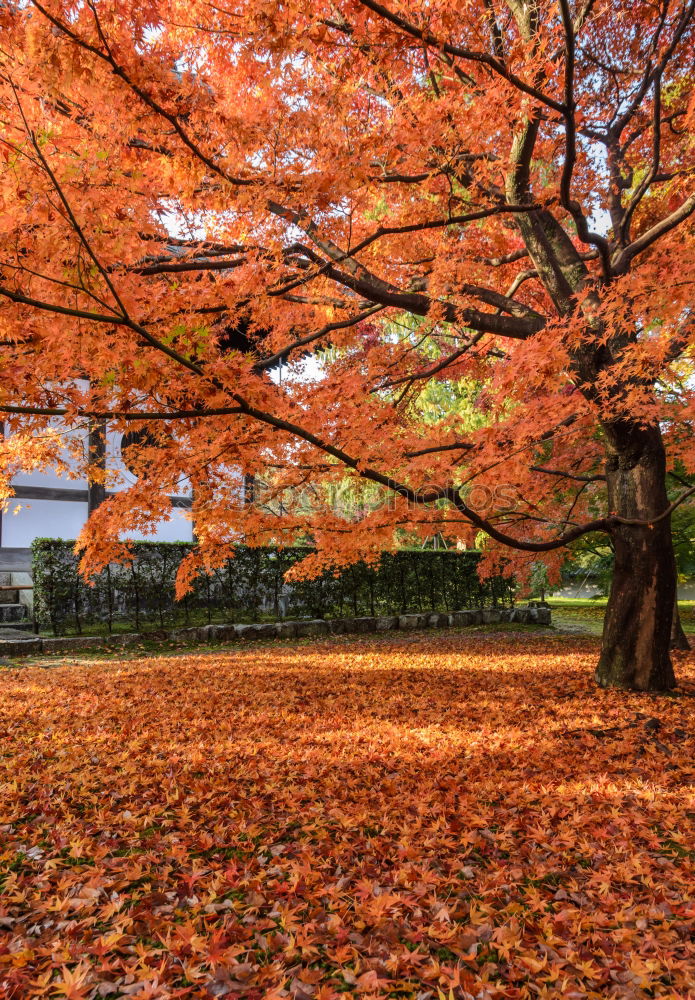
[{"xmin": 1, "ymin": 423, "xmax": 193, "ymax": 551}]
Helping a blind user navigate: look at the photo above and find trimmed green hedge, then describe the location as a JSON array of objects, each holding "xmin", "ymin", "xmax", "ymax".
[{"xmin": 32, "ymin": 539, "xmax": 514, "ymax": 635}]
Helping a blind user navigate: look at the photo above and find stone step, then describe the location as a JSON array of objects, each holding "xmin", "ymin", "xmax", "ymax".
[
  {"xmin": 0, "ymin": 603, "xmax": 28, "ymax": 623},
  {"xmin": 0, "ymin": 622, "xmax": 34, "ymax": 635},
  {"xmin": 0, "ymin": 626, "xmax": 34, "ymax": 639}
]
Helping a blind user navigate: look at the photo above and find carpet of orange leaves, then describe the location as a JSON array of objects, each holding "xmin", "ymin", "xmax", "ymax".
[{"xmin": 0, "ymin": 631, "xmax": 693, "ymax": 1000}]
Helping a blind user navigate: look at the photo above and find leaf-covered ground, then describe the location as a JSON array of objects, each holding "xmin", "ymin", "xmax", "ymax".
[{"xmin": 0, "ymin": 632, "xmax": 693, "ymax": 1000}]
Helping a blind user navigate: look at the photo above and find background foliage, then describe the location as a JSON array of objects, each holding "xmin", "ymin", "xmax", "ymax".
[{"xmin": 32, "ymin": 539, "xmax": 514, "ymax": 635}]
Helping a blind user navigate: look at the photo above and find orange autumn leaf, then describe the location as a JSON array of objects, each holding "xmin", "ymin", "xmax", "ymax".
[{"xmin": 0, "ymin": 630, "xmax": 692, "ymax": 998}]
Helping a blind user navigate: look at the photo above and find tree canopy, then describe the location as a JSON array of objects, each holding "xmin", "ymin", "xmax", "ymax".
[{"xmin": 0, "ymin": 0, "xmax": 693, "ymax": 688}]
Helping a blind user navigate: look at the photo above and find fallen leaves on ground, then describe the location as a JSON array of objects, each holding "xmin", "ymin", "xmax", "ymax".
[{"xmin": 0, "ymin": 632, "xmax": 693, "ymax": 999}]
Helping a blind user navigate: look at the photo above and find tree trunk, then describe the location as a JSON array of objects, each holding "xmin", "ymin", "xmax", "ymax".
[
  {"xmin": 670, "ymin": 595, "xmax": 690, "ymax": 651},
  {"xmin": 595, "ymin": 422, "xmax": 677, "ymax": 691}
]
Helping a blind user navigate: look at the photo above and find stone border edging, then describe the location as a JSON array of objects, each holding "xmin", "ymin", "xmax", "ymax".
[{"xmin": 0, "ymin": 605, "xmax": 551, "ymax": 656}]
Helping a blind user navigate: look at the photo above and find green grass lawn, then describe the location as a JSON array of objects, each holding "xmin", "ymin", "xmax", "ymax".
[{"xmin": 547, "ymin": 598, "xmax": 695, "ymax": 636}]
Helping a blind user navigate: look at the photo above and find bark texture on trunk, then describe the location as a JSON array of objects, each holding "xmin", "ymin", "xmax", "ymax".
[
  {"xmin": 596, "ymin": 422, "xmax": 677, "ymax": 691},
  {"xmin": 505, "ymin": 112, "xmax": 681, "ymax": 692},
  {"xmin": 670, "ymin": 596, "xmax": 690, "ymax": 651}
]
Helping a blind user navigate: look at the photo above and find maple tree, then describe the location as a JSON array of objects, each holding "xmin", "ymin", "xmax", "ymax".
[
  {"xmin": 0, "ymin": 0, "xmax": 694, "ymax": 691},
  {"xmin": 0, "ymin": 632, "xmax": 693, "ymax": 998}
]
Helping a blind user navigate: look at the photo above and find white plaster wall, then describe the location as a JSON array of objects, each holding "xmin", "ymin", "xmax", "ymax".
[
  {"xmin": 4, "ymin": 417, "xmax": 195, "ymax": 547},
  {"xmin": 10, "ymin": 425, "xmax": 88, "ymax": 489},
  {"xmin": 106, "ymin": 427, "xmax": 192, "ymax": 498},
  {"xmin": 2, "ymin": 499, "xmax": 87, "ymax": 547},
  {"xmin": 106, "ymin": 427, "xmax": 193, "ymax": 541},
  {"xmin": 2, "ymin": 495, "xmax": 193, "ymax": 547},
  {"xmin": 12, "ymin": 572, "xmax": 33, "ymax": 614},
  {"xmin": 122, "ymin": 509, "xmax": 194, "ymax": 543}
]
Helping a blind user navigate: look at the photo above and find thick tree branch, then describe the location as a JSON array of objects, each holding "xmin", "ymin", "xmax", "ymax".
[
  {"xmin": 277, "ymin": 242, "xmax": 545, "ymax": 338},
  {"xmin": 449, "ymin": 489, "xmax": 613, "ymax": 551},
  {"xmin": 131, "ymin": 257, "xmax": 246, "ymax": 276},
  {"xmin": 0, "ymin": 284, "xmax": 134, "ymax": 327},
  {"xmin": 0, "ymin": 405, "xmax": 243, "ymax": 420},
  {"xmin": 531, "ymin": 465, "xmax": 606, "ymax": 483},
  {"xmin": 613, "ymin": 193, "xmax": 695, "ymax": 271},
  {"xmin": 405, "ymin": 442, "xmax": 475, "ymax": 458}
]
